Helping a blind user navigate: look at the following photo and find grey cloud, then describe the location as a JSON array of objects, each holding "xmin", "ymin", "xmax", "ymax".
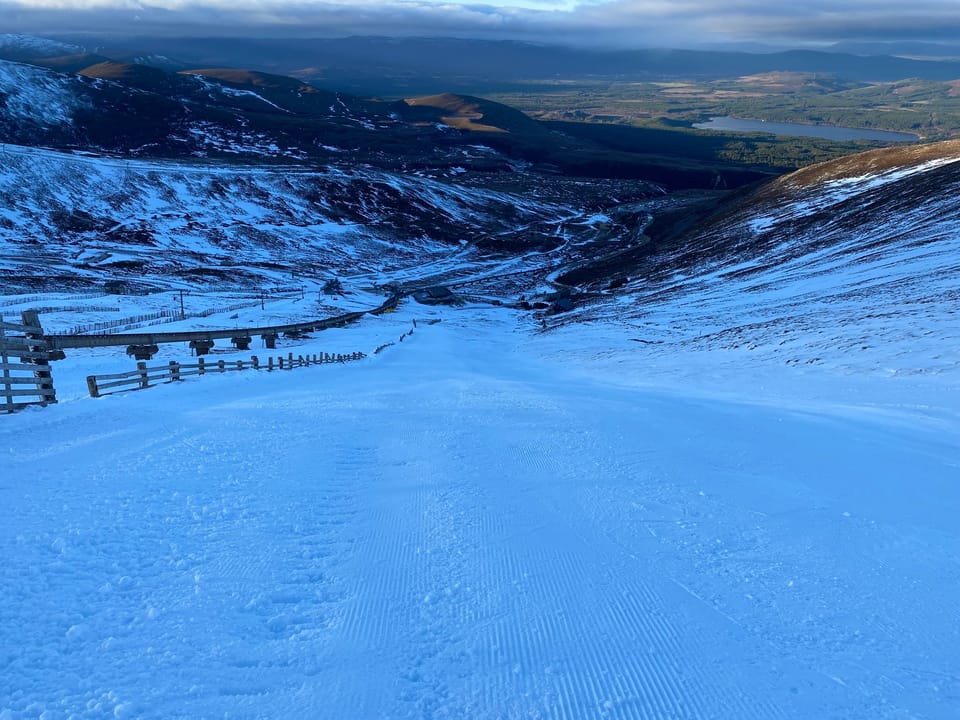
[
  {"xmin": 1, "ymin": 0, "xmax": 959, "ymax": 48},
  {"xmin": 563, "ymin": 0, "xmax": 960, "ymax": 45},
  {"xmin": 0, "ymin": 2, "xmax": 541, "ymax": 38}
]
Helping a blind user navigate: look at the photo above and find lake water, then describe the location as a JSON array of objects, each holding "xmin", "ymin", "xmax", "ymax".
[{"xmin": 693, "ymin": 116, "xmax": 918, "ymax": 143}]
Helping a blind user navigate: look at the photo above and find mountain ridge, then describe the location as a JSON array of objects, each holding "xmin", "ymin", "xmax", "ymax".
[
  {"xmin": 76, "ymin": 36, "xmax": 960, "ymax": 90},
  {"xmin": 0, "ymin": 52, "xmax": 777, "ymax": 187}
]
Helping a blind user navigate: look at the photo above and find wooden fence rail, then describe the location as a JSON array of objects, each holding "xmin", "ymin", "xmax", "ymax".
[
  {"xmin": 86, "ymin": 351, "xmax": 366, "ymax": 398},
  {"xmin": 1, "ymin": 311, "xmax": 57, "ymax": 413},
  {"xmin": 47, "ymin": 294, "xmax": 400, "ymax": 351}
]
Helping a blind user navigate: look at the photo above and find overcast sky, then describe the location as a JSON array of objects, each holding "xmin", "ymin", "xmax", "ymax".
[{"xmin": 3, "ymin": 0, "xmax": 960, "ymax": 49}]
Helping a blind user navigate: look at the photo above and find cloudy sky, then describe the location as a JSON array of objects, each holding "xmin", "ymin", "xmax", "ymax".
[{"xmin": 3, "ymin": 0, "xmax": 960, "ymax": 49}]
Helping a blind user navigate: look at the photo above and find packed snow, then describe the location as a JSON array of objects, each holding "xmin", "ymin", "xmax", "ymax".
[{"xmin": 1, "ymin": 297, "xmax": 958, "ymax": 719}]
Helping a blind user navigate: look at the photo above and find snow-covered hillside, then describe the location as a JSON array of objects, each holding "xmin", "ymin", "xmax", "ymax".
[
  {"xmin": 0, "ymin": 34, "xmax": 82, "ymax": 59},
  {"xmin": 0, "ymin": 143, "xmax": 574, "ymax": 292},
  {"xmin": 565, "ymin": 141, "xmax": 960, "ymax": 379},
  {"xmin": 0, "ymin": 59, "xmax": 88, "ymax": 129}
]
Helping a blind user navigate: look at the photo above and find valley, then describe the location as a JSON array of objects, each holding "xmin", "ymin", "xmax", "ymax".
[{"xmin": 3, "ymin": 34, "xmax": 959, "ymax": 439}]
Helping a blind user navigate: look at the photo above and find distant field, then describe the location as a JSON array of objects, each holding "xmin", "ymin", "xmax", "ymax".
[
  {"xmin": 487, "ymin": 73, "xmax": 960, "ymax": 140},
  {"xmin": 476, "ymin": 72, "xmax": 960, "ymax": 173}
]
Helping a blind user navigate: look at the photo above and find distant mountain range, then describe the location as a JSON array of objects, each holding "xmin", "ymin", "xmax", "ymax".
[{"xmin": 30, "ymin": 36, "xmax": 960, "ymax": 96}]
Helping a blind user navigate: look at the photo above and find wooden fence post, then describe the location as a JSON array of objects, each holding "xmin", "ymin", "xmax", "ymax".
[
  {"xmin": 268, "ymin": 357, "xmax": 274, "ymax": 371},
  {"xmin": 288, "ymin": 352, "xmax": 294, "ymax": 368},
  {"xmin": 21, "ymin": 309, "xmax": 56, "ymax": 405},
  {"xmin": 252, "ymin": 355, "xmax": 259, "ymax": 370},
  {"xmin": 198, "ymin": 357, "xmax": 205, "ymax": 375},
  {"xmin": 170, "ymin": 361, "xmax": 181, "ymax": 382},
  {"xmin": 279, "ymin": 357, "xmax": 284, "ymax": 369},
  {"xmin": 137, "ymin": 361, "xmax": 149, "ymax": 389},
  {"xmin": 0, "ymin": 319, "xmax": 10, "ymax": 412},
  {"xmin": 86, "ymin": 375, "xmax": 100, "ymax": 398},
  {"xmin": 236, "ymin": 360, "xmax": 243, "ymax": 371},
  {"xmin": 218, "ymin": 360, "xmax": 225, "ymax": 373}
]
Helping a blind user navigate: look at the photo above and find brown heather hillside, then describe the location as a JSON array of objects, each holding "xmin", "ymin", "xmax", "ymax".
[
  {"xmin": 558, "ymin": 139, "xmax": 960, "ymax": 290},
  {"xmin": 29, "ymin": 53, "xmax": 111, "ymax": 74},
  {"xmin": 181, "ymin": 68, "xmax": 322, "ymax": 93},
  {"xmin": 692, "ymin": 139, "xmax": 960, "ymax": 247},
  {"xmin": 402, "ymin": 93, "xmax": 542, "ymax": 134},
  {"xmin": 768, "ymin": 139, "xmax": 960, "ymax": 190},
  {"xmin": 79, "ymin": 61, "xmax": 201, "ymax": 96}
]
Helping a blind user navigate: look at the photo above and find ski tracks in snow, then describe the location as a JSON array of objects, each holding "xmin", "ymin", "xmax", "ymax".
[
  {"xmin": 313, "ymin": 371, "xmax": 795, "ymax": 719},
  {"xmin": 3, "ymin": 313, "xmax": 959, "ymax": 718},
  {"xmin": 1, "ymin": 393, "xmax": 371, "ymax": 718}
]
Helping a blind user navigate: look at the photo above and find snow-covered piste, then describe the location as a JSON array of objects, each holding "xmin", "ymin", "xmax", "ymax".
[{"xmin": 2, "ymin": 294, "xmax": 958, "ymax": 719}]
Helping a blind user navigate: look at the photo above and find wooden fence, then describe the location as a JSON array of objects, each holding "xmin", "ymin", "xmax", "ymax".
[
  {"xmin": 1, "ymin": 311, "xmax": 57, "ymax": 413},
  {"xmin": 86, "ymin": 351, "xmax": 366, "ymax": 398},
  {"xmin": 56, "ymin": 300, "xmax": 261, "ymax": 336},
  {"xmin": 47, "ymin": 292, "xmax": 401, "ymax": 352}
]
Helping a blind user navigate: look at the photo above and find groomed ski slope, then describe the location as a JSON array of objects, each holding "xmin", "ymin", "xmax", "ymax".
[{"xmin": 2, "ymin": 305, "xmax": 959, "ymax": 720}]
